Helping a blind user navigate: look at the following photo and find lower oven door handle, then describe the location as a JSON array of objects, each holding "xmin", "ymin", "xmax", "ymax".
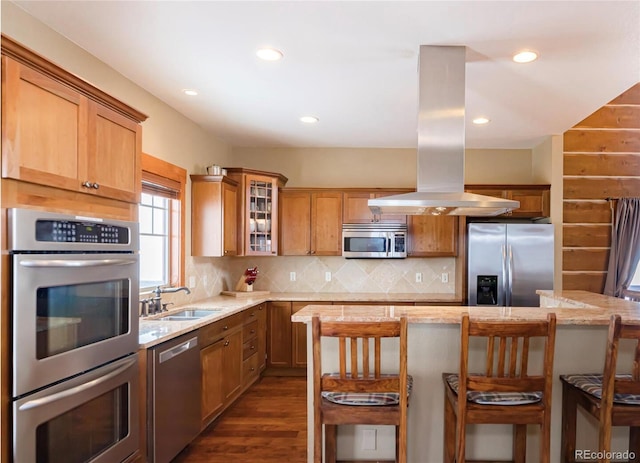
[
  {"xmin": 19, "ymin": 258, "xmax": 137, "ymax": 268},
  {"xmin": 17, "ymin": 356, "xmax": 137, "ymax": 411}
]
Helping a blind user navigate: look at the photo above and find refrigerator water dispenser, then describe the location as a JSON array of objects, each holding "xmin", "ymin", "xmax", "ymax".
[{"xmin": 477, "ymin": 275, "xmax": 498, "ymax": 305}]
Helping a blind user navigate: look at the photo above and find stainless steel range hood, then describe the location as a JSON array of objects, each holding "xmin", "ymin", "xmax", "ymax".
[{"xmin": 368, "ymin": 45, "xmax": 519, "ymax": 216}]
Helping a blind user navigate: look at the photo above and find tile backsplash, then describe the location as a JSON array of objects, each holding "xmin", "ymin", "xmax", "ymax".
[{"xmin": 161, "ymin": 256, "xmax": 456, "ymax": 306}]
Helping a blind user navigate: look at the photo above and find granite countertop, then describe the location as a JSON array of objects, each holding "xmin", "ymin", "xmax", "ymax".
[
  {"xmin": 291, "ymin": 290, "xmax": 640, "ymax": 325},
  {"xmin": 138, "ymin": 291, "xmax": 460, "ymax": 348}
]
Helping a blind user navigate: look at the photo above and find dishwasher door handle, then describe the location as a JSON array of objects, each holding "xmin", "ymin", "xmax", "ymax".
[{"xmin": 159, "ymin": 337, "xmax": 198, "ymax": 364}]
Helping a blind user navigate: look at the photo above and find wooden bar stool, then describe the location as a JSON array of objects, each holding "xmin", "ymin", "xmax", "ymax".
[
  {"xmin": 443, "ymin": 313, "xmax": 557, "ymax": 463},
  {"xmin": 560, "ymin": 314, "xmax": 640, "ymax": 463},
  {"xmin": 312, "ymin": 316, "xmax": 409, "ymax": 463}
]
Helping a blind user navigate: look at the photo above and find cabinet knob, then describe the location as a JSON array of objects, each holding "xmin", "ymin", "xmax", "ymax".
[
  {"xmin": 310, "ymin": 250, "xmax": 315, "ymax": 255},
  {"xmin": 82, "ymin": 181, "xmax": 94, "ymax": 188},
  {"xmin": 223, "ymin": 325, "xmax": 229, "ymax": 330},
  {"xmin": 224, "ymin": 340, "xmax": 230, "ymax": 347},
  {"xmin": 250, "ymin": 367, "xmax": 255, "ymax": 372},
  {"xmin": 250, "ymin": 312, "xmax": 255, "ymax": 317},
  {"xmin": 250, "ymin": 329, "xmax": 256, "ymax": 334},
  {"xmin": 92, "ymin": 183, "xmax": 100, "ymax": 189},
  {"xmin": 250, "ymin": 345, "xmax": 255, "ymax": 350}
]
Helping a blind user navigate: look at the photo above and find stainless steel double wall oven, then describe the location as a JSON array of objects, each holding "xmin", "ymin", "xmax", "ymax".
[{"xmin": 9, "ymin": 208, "xmax": 140, "ymax": 463}]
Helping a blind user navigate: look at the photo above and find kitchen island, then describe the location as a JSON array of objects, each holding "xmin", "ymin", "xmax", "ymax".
[{"xmin": 291, "ymin": 291, "xmax": 640, "ymax": 463}]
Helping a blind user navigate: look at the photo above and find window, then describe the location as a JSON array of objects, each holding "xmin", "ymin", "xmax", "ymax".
[
  {"xmin": 630, "ymin": 262, "xmax": 640, "ymax": 290},
  {"xmin": 140, "ymin": 154, "xmax": 186, "ymax": 290}
]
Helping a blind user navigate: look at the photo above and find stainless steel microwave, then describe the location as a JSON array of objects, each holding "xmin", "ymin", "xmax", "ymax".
[{"xmin": 342, "ymin": 223, "xmax": 407, "ymax": 258}]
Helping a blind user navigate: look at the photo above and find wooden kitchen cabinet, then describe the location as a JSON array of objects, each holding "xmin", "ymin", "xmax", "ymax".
[
  {"xmin": 200, "ymin": 337, "xmax": 225, "ymax": 424},
  {"xmin": 221, "ymin": 328, "xmax": 243, "ymax": 403},
  {"xmin": 226, "ymin": 168, "xmax": 288, "ymax": 256},
  {"xmin": 191, "ymin": 175, "xmax": 239, "ymax": 257},
  {"xmin": 266, "ymin": 301, "xmax": 292, "ymax": 368},
  {"xmin": 242, "ymin": 303, "xmax": 267, "ymax": 387},
  {"xmin": 199, "ymin": 312, "xmax": 244, "ymax": 427},
  {"xmin": 465, "ymin": 184, "xmax": 551, "ymax": 218},
  {"xmin": 407, "ymin": 215, "xmax": 458, "ymax": 256},
  {"xmin": 267, "ymin": 301, "xmax": 330, "ymax": 370},
  {"xmin": 342, "ymin": 190, "xmax": 410, "ymax": 224},
  {"xmin": 279, "ymin": 189, "xmax": 343, "ymax": 256},
  {"xmin": 1, "ymin": 45, "xmax": 145, "ymax": 203}
]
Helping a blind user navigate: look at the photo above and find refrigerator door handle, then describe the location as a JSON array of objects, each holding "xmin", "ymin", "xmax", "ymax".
[
  {"xmin": 507, "ymin": 244, "xmax": 514, "ymax": 306},
  {"xmin": 501, "ymin": 244, "xmax": 508, "ymax": 306}
]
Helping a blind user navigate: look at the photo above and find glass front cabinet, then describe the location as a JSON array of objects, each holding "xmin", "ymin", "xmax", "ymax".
[{"xmin": 226, "ymin": 168, "xmax": 288, "ymax": 256}]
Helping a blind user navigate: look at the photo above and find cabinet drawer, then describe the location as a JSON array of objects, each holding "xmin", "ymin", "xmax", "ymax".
[
  {"xmin": 199, "ymin": 312, "xmax": 244, "ymax": 348},
  {"xmin": 243, "ymin": 352, "xmax": 260, "ymax": 385},
  {"xmin": 243, "ymin": 320, "xmax": 258, "ymax": 341},
  {"xmin": 243, "ymin": 305, "xmax": 264, "ymax": 323},
  {"xmin": 243, "ymin": 338, "xmax": 258, "ymax": 361}
]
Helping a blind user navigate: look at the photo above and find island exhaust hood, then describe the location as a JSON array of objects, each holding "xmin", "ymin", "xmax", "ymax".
[{"xmin": 368, "ymin": 45, "xmax": 519, "ymax": 216}]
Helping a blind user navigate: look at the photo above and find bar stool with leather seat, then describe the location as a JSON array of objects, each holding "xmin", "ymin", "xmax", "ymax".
[
  {"xmin": 312, "ymin": 315, "xmax": 409, "ymax": 463},
  {"xmin": 560, "ymin": 314, "xmax": 640, "ymax": 463},
  {"xmin": 443, "ymin": 313, "xmax": 557, "ymax": 463}
]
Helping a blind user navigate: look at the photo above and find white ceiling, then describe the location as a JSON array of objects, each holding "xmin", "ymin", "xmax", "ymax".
[{"xmin": 11, "ymin": 1, "xmax": 640, "ymax": 150}]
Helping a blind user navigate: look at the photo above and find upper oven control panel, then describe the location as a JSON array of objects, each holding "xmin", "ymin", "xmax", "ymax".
[
  {"xmin": 36, "ymin": 220, "xmax": 129, "ymax": 244},
  {"xmin": 8, "ymin": 208, "xmax": 138, "ymax": 252}
]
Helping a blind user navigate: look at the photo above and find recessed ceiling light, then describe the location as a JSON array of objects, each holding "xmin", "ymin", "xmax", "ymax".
[
  {"xmin": 300, "ymin": 116, "xmax": 319, "ymax": 124},
  {"xmin": 256, "ymin": 47, "xmax": 283, "ymax": 61},
  {"xmin": 513, "ymin": 50, "xmax": 538, "ymax": 63},
  {"xmin": 472, "ymin": 117, "xmax": 490, "ymax": 125},
  {"xmin": 182, "ymin": 89, "xmax": 198, "ymax": 96}
]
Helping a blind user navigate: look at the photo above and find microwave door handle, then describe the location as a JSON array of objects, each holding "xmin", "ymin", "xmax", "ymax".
[
  {"xmin": 19, "ymin": 258, "xmax": 137, "ymax": 268},
  {"xmin": 387, "ymin": 236, "xmax": 391, "ymax": 257},
  {"xmin": 17, "ymin": 356, "xmax": 137, "ymax": 411}
]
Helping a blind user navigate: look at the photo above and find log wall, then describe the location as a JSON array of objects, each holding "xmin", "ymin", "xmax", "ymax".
[{"xmin": 563, "ymin": 83, "xmax": 640, "ymax": 292}]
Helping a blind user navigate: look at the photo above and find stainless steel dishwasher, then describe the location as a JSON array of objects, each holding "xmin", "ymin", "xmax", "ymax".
[{"xmin": 148, "ymin": 333, "xmax": 201, "ymax": 463}]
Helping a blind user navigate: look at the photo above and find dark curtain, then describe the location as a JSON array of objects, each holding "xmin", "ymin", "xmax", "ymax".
[{"xmin": 604, "ymin": 198, "xmax": 640, "ymax": 297}]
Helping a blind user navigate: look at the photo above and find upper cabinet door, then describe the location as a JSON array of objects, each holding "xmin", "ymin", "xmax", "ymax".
[
  {"xmin": 244, "ymin": 174, "xmax": 280, "ymax": 256},
  {"xmin": 222, "ymin": 181, "xmax": 239, "ymax": 256},
  {"xmin": 507, "ymin": 188, "xmax": 550, "ymax": 218},
  {"xmin": 310, "ymin": 191, "xmax": 343, "ymax": 256},
  {"xmin": 2, "ymin": 51, "xmax": 145, "ymax": 204},
  {"xmin": 465, "ymin": 185, "xmax": 550, "ymax": 218},
  {"xmin": 279, "ymin": 190, "xmax": 312, "ymax": 256},
  {"xmin": 84, "ymin": 101, "xmax": 141, "ymax": 203},
  {"xmin": 280, "ymin": 190, "xmax": 342, "ymax": 256},
  {"xmin": 342, "ymin": 191, "xmax": 407, "ymax": 224},
  {"xmin": 2, "ymin": 57, "xmax": 85, "ymax": 192},
  {"xmin": 190, "ymin": 175, "xmax": 239, "ymax": 257},
  {"xmin": 407, "ymin": 215, "xmax": 458, "ymax": 257}
]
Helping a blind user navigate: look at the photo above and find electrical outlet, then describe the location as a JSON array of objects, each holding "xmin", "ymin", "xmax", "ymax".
[
  {"xmin": 325, "ymin": 271, "xmax": 332, "ymax": 282},
  {"xmin": 441, "ymin": 272, "xmax": 449, "ymax": 283},
  {"xmin": 189, "ymin": 276, "xmax": 196, "ymax": 288},
  {"xmin": 362, "ymin": 429, "xmax": 376, "ymax": 450},
  {"xmin": 415, "ymin": 272, "xmax": 422, "ymax": 283},
  {"xmin": 290, "ymin": 272, "xmax": 296, "ymax": 282}
]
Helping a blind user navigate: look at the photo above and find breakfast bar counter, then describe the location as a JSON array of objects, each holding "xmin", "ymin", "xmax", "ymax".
[{"xmin": 292, "ymin": 291, "xmax": 640, "ymax": 463}]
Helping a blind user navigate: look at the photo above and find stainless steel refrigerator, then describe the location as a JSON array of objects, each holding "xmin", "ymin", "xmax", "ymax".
[{"xmin": 468, "ymin": 223, "xmax": 554, "ymax": 307}]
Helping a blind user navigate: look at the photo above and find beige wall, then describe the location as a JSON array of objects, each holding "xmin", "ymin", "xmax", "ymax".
[
  {"xmin": 533, "ymin": 135, "xmax": 564, "ymax": 291},
  {"xmin": 232, "ymin": 147, "xmax": 535, "ymax": 187}
]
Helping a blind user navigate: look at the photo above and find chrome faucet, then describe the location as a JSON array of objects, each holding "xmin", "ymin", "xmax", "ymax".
[
  {"xmin": 153, "ymin": 285, "xmax": 191, "ymax": 298},
  {"xmin": 143, "ymin": 286, "xmax": 192, "ymax": 316}
]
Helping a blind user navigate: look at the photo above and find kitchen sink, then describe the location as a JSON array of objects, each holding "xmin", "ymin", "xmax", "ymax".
[{"xmin": 159, "ymin": 308, "xmax": 223, "ymax": 321}]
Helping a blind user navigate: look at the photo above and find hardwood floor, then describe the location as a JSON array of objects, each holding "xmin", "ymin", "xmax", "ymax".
[{"xmin": 173, "ymin": 376, "xmax": 307, "ymax": 462}]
